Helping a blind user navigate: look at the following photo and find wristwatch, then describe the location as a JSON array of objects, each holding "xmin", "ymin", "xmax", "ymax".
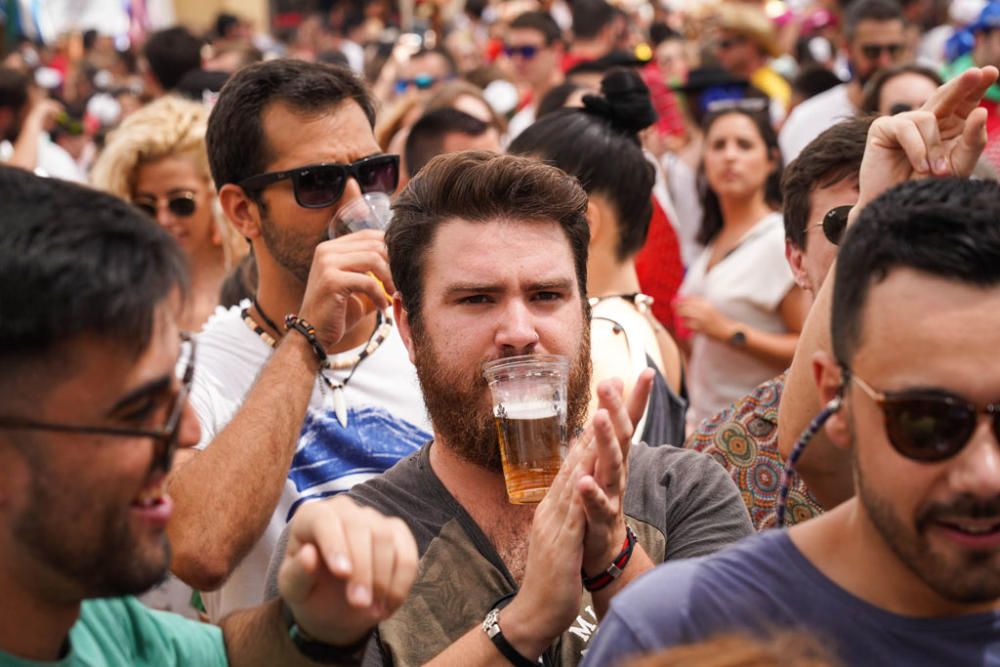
[
  {"xmin": 282, "ymin": 601, "xmax": 371, "ymax": 665},
  {"xmin": 728, "ymin": 329, "xmax": 747, "ymax": 348},
  {"xmin": 482, "ymin": 601, "xmax": 539, "ymax": 667}
]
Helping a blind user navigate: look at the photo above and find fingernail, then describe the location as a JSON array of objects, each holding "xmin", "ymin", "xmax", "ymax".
[
  {"xmin": 919, "ymin": 158, "xmax": 930, "ymax": 173},
  {"xmin": 333, "ymin": 554, "xmax": 351, "ymax": 573},
  {"xmin": 350, "ymin": 584, "xmax": 372, "ymax": 606},
  {"xmin": 934, "ymin": 158, "xmax": 948, "ymax": 173}
]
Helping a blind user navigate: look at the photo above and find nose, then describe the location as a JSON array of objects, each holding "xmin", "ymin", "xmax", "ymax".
[
  {"xmin": 176, "ymin": 400, "xmax": 201, "ymax": 451},
  {"xmin": 155, "ymin": 202, "xmax": 175, "ymax": 228},
  {"xmin": 949, "ymin": 417, "xmax": 1000, "ymax": 499},
  {"xmin": 341, "ymin": 176, "xmax": 364, "ymax": 203},
  {"xmin": 494, "ymin": 298, "xmax": 539, "ymax": 356}
]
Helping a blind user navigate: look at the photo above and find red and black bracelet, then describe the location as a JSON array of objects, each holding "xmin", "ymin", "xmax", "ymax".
[
  {"xmin": 581, "ymin": 525, "xmax": 637, "ymax": 592},
  {"xmin": 284, "ymin": 314, "xmax": 328, "ymax": 366}
]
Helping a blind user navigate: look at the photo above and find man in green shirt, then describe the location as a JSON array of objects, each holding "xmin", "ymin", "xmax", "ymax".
[
  {"xmin": 942, "ymin": 4, "xmax": 1000, "ymax": 103},
  {"xmin": 0, "ymin": 166, "xmax": 418, "ymax": 666}
]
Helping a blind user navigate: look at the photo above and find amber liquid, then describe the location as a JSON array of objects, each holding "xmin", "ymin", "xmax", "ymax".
[{"xmin": 495, "ymin": 414, "xmax": 563, "ymax": 504}]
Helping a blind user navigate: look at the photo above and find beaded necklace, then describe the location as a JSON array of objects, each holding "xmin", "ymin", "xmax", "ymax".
[{"xmin": 241, "ymin": 298, "xmax": 393, "ymax": 427}]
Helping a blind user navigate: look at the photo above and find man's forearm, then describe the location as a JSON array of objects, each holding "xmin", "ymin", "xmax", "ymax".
[
  {"xmin": 167, "ymin": 334, "xmax": 320, "ymax": 590},
  {"xmin": 590, "ymin": 544, "xmax": 653, "ymax": 620}
]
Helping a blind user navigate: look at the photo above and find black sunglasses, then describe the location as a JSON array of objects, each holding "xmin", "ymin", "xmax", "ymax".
[
  {"xmin": 850, "ymin": 371, "xmax": 1000, "ymax": 462},
  {"xmin": 503, "ymin": 44, "xmax": 539, "ymax": 59},
  {"xmin": 817, "ymin": 204, "xmax": 852, "ymax": 245},
  {"xmin": 860, "ymin": 43, "xmax": 904, "ymax": 59},
  {"xmin": 238, "ymin": 154, "xmax": 400, "ymax": 209},
  {"xmin": 0, "ymin": 333, "xmax": 196, "ymax": 472},
  {"xmin": 134, "ymin": 192, "xmax": 197, "ymax": 219}
]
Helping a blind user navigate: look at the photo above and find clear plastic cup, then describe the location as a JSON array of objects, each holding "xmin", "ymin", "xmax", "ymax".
[
  {"xmin": 328, "ymin": 192, "xmax": 393, "ymax": 239},
  {"xmin": 483, "ymin": 354, "xmax": 570, "ymax": 504}
]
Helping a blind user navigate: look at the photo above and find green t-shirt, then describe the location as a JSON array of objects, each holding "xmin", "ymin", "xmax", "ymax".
[
  {"xmin": 942, "ymin": 53, "xmax": 1000, "ymax": 103},
  {"xmin": 0, "ymin": 597, "xmax": 227, "ymax": 666}
]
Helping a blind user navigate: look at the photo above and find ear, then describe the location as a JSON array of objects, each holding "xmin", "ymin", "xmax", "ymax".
[
  {"xmin": 585, "ymin": 197, "xmax": 604, "ymax": 249},
  {"xmin": 785, "ymin": 239, "xmax": 810, "ymax": 292},
  {"xmin": 219, "ymin": 183, "xmax": 262, "ymax": 240},
  {"xmin": 813, "ymin": 350, "xmax": 851, "ymax": 451},
  {"xmin": 394, "ymin": 293, "xmax": 416, "ymax": 364}
]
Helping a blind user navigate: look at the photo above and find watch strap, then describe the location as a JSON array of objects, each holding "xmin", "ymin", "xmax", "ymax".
[
  {"xmin": 282, "ymin": 601, "xmax": 371, "ymax": 664},
  {"xmin": 482, "ymin": 599, "xmax": 538, "ymax": 667}
]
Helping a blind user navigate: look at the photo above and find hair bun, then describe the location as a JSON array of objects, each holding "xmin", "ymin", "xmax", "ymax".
[{"xmin": 582, "ymin": 67, "xmax": 657, "ymax": 136}]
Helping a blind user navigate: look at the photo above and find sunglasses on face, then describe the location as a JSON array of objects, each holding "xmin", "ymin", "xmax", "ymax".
[
  {"xmin": 860, "ymin": 43, "xmax": 904, "ymax": 60},
  {"xmin": 0, "ymin": 333, "xmax": 196, "ymax": 473},
  {"xmin": 814, "ymin": 204, "xmax": 852, "ymax": 245},
  {"xmin": 133, "ymin": 192, "xmax": 198, "ymax": 219},
  {"xmin": 503, "ymin": 44, "xmax": 540, "ymax": 59},
  {"xmin": 393, "ymin": 74, "xmax": 445, "ymax": 94},
  {"xmin": 238, "ymin": 154, "xmax": 400, "ymax": 209},
  {"xmin": 849, "ymin": 372, "xmax": 1000, "ymax": 462}
]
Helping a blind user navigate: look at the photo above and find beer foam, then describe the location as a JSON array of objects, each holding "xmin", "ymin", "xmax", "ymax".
[{"xmin": 496, "ymin": 400, "xmax": 559, "ymax": 419}]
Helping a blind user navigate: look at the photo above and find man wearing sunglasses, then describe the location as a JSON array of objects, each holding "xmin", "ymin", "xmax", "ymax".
[
  {"xmin": 780, "ymin": 0, "xmax": 907, "ymax": 163},
  {"xmin": 584, "ymin": 123, "xmax": 1000, "ymax": 667},
  {"xmin": 164, "ymin": 59, "xmax": 430, "ymax": 622},
  {"xmin": 0, "ymin": 166, "xmax": 418, "ymax": 665},
  {"xmin": 503, "ymin": 11, "xmax": 565, "ymax": 143}
]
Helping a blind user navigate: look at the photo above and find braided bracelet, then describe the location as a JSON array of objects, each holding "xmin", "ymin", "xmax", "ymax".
[
  {"xmin": 582, "ymin": 525, "xmax": 637, "ymax": 592},
  {"xmin": 284, "ymin": 314, "xmax": 328, "ymax": 366}
]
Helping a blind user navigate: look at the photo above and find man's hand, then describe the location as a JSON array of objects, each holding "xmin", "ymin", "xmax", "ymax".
[
  {"xmin": 577, "ymin": 372, "xmax": 653, "ymax": 577},
  {"xmin": 297, "ymin": 229, "xmax": 397, "ymax": 351},
  {"xmin": 277, "ymin": 495, "xmax": 417, "ymax": 648},
  {"xmin": 857, "ymin": 66, "xmax": 998, "ymax": 213},
  {"xmin": 499, "ymin": 444, "xmax": 590, "ymax": 659}
]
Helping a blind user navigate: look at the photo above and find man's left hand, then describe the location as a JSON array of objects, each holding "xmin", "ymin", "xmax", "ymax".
[
  {"xmin": 276, "ymin": 495, "xmax": 418, "ymax": 647},
  {"xmin": 576, "ymin": 371, "xmax": 653, "ymax": 577}
]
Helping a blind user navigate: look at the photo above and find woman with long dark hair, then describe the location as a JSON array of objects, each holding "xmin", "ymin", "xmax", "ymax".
[
  {"xmin": 510, "ymin": 68, "xmax": 687, "ymax": 446},
  {"xmin": 676, "ymin": 107, "xmax": 807, "ymax": 426}
]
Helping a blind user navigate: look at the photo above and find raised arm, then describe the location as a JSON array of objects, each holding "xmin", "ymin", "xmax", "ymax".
[{"xmin": 777, "ymin": 67, "xmax": 998, "ymax": 508}]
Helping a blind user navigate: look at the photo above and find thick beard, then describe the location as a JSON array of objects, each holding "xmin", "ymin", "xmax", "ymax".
[
  {"xmin": 852, "ymin": 418, "xmax": 1000, "ymax": 604},
  {"xmin": 412, "ymin": 321, "xmax": 592, "ymax": 473},
  {"xmin": 258, "ymin": 205, "xmax": 320, "ymax": 284},
  {"xmin": 13, "ymin": 452, "xmax": 169, "ymax": 597}
]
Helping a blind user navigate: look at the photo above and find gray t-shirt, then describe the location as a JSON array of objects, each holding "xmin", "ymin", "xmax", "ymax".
[
  {"xmin": 265, "ymin": 441, "xmax": 752, "ymax": 666},
  {"xmin": 583, "ymin": 530, "xmax": 1000, "ymax": 667}
]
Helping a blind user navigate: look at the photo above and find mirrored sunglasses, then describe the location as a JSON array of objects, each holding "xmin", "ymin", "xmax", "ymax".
[{"xmin": 503, "ymin": 44, "xmax": 540, "ymax": 59}]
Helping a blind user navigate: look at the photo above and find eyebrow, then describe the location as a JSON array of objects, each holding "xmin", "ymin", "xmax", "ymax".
[
  {"xmin": 106, "ymin": 375, "xmax": 173, "ymax": 417},
  {"xmin": 444, "ymin": 278, "xmax": 575, "ymax": 296}
]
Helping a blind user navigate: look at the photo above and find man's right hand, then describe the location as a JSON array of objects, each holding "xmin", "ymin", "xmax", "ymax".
[{"xmin": 297, "ymin": 228, "xmax": 397, "ymax": 351}]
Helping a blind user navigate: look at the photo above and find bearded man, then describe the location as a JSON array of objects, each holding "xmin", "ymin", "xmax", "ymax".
[{"xmin": 264, "ymin": 151, "xmax": 753, "ymax": 666}]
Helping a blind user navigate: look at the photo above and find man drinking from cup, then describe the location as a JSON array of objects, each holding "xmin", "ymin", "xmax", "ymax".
[{"xmin": 266, "ymin": 151, "xmax": 753, "ymax": 665}]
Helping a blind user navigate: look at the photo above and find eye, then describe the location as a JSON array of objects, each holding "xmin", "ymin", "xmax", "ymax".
[
  {"xmin": 533, "ymin": 291, "xmax": 563, "ymax": 302},
  {"xmin": 118, "ymin": 398, "xmax": 160, "ymax": 424},
  {"xmin": 459, "ymin": 294, "xmax": 494, "ymax": 305}
]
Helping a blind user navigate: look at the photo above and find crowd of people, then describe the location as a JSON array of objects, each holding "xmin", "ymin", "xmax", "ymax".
[{"xmin": 0, "ymin": 0, "xmax": 999, "ymax": 665}]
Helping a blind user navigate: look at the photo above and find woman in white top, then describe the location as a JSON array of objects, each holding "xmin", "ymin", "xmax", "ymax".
[{"xmin": 677, "ymin": 107, "xmax": 808, "ymax": 427}]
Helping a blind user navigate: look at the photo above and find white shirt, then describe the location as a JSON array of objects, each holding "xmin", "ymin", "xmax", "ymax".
[
  {"xmin": 778, "ymin": 83, "xmax": 855, "ymax": 164},
  {"xmin": 190, "ymin": 303, "xmax": 431, "ymax": 621},
  {"xmin": 0, "ymin": 134, "xmax": 86, "ymax": 182},
  {"xmin": 679, "ymin": 213, "xmax": 794, "ymax": 426}
]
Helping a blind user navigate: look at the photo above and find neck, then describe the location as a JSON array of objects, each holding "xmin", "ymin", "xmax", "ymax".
[
  {"xmin": 254, "ymin": 257, "xmax": 379, "ymax": 354},
  {"xmin": 718, "ymin": 192, "xmax": 772, "ymax": 233},
  {"xmin": 428, "ymin": 437, "xmax": 531, "ymax": 517},
  {"xmin": 0, "ymin": 558, "xmax": 81, "ymax": 661},
  {"xmin": 570, "ymin": 40, "xmax": 608, "ymax": 60},
  {"xmin": 530, "ymin": 71, "xmax": 562, "ymax": 106},
  {"xmin": 846, "ymin": 79, "xmax": 864, "ymax": 109},
  {"xmin": 791, "ymin": 500, "xmax": 1000, "ymax": 617},
  {"xmin": 588, "ymin": 252, "xmax": 642, "ymax": 298}
]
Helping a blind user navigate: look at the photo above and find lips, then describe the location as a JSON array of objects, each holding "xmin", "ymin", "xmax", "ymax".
[
  {"xmin": 932, "ymin": 517, "xmax": 1000, "ymax": 549},
  {"xmin": 130, "ymin": 476, "xmax": 172, "ymax": 527}
]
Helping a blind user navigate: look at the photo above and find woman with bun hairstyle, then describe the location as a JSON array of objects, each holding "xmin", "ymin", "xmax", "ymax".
[
  {"xmin": 92, "ymin": 96, "xmax": 247, "ymax": 332},
  {"xmin": 675, "ymin": 107, "xmax": 807, "ymax": 427},
  {"xmin": 509, "ymin": 67, "xmax": 687, "ymax": 447}
]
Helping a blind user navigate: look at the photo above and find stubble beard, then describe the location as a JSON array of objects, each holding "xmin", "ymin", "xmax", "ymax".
[
  {"xmin": 412, "ymin": 319, "xmax": 592, "ymax": 473},
  {"xmin": 258, "ymin": 206, "xmax": 320, "ymax": 284},
  {"xmin": 851, "ymin": 417, "xmax": 1000, "ymax": 604}
]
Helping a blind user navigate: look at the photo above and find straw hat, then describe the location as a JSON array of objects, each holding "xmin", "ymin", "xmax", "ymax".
[{"xmin": 715, "ymin": 2, "xmax": 782, "ymax": 59}]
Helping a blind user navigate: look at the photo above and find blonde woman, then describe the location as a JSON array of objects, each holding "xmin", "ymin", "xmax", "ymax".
[{"xmin": 92, "ymin": 96, "xmax": 246, "ymax": 331}]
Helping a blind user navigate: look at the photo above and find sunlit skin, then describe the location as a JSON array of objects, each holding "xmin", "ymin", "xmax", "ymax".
[
  {"xmin": 786, "ymin": 177, "xmax": 859, "ymax": 297},
  {"xmin": 803, "ymin": 270, "xmax": 1000, "ymax": 617},
  {"xmin": 878, "ymin": 73, "xmax": 939, "ymax": 115},
  {"xmin": 703, "ymin": 113, "xmax": 777, "ymax": 202}
]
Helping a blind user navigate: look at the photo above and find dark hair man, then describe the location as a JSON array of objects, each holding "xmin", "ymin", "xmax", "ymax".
[
  {"xmin": 686, "ymin": 115, "xmax": 871, "ymax": 530},
  {"xmin": 141, "ymin": 26, "xmax": 204, "ymax": 97},
  {"xmin": 403, "ymin": 107, "xmax": 499, "ymax": 178},
  {"xmin": 262, "ymin": 152, "xmax": 752, "ymax": 665},
  {"xmin": 0, "ymin": 166, "xmax": 417, "ymax": 665},
  {"xmin": 586, "ymin": 78, "xmax": 1000, "ymax": 663},
  {"xmin": 504, "ymin": 11, "xmax": 566, "ymax": 141},
  {"xmin": 393, "ymin": 47, "xmax": 456, "ymax": 98},
  {"xmin": 780, "ymin": 0, "xmax": 908, "ymax": 161},
  {"xmin": 166, "ymin": 59, "xmax": 429, "ymax": 621},
  {"xmin": 778, "ymin": 66, "xmax": 998, "ymax": 509},
  {"xmin": 0, "ymin": 67, "xmax": 84, "ymax": 181},
  {"xmin": 566, "ymin": 0, "xmax": 619, "ymax": 70}
]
